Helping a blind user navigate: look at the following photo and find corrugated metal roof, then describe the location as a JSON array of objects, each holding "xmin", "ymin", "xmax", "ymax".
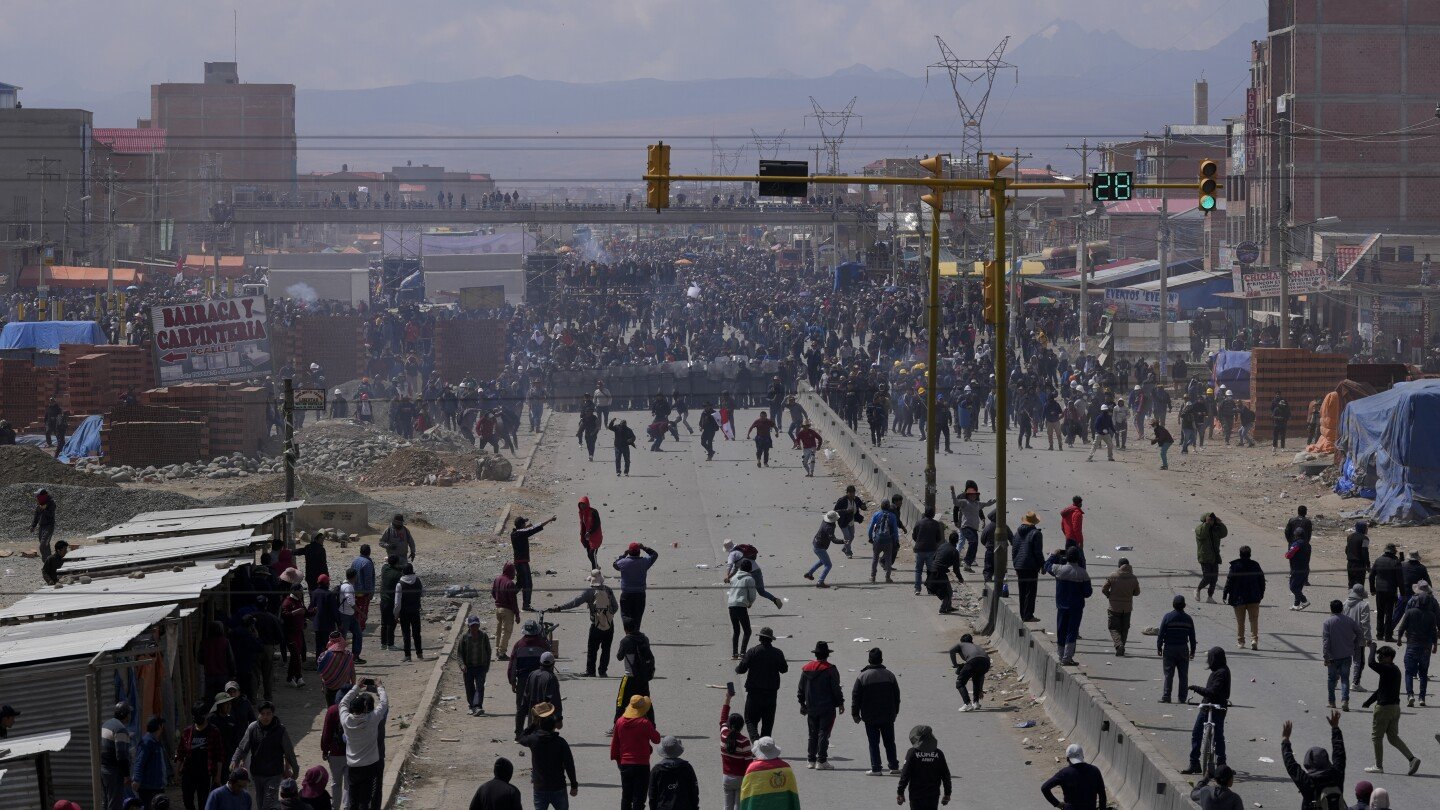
[
  {"xmin": 1128, "ymin": 270, "xmax": 1230, "ymax": 291},
  {"xmin": 89, "ymin": 500, "xmax": 301, "ymax": 541},
  {"xmin": 0, "ymin": 605, "xmax": 176, "ymax": 665},
  {"xmin": 0, "ymin": 730, "xmax": 72, "ymax": 762},
  {"xmin": 61, "ymin": 528, "xmax": 267, "ymax": 574},
  {"xmin": 0, "ymin": 563, "xmax": 233, "ymax": 622}
]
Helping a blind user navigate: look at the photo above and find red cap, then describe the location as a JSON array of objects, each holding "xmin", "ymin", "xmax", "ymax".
[
  {"xmin": 627, "ymin": 542, "xmax": 642, "ymax": 554},
  {"xmin": 55, "ymin": 802, "xmax": 83, "ymax": 810}
]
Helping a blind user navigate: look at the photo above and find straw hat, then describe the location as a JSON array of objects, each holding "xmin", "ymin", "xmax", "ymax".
[{"xmin": 622, "ymin": 695, "xmax": 653, "ymax": 719}]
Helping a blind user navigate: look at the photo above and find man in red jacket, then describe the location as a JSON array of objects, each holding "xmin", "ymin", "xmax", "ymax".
[
  {"xmin": 1060, "ymin": 496, "xmax": 1085, "ymax": 548},
  {"xmin": 611, "ymin": 695, "xmax": 660, "ymax": 810}
]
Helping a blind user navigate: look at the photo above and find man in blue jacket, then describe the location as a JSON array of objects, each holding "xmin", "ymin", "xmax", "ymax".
[
  {"xmin": 1158, "ymin": 594, "xmax": 1198, "ymax": 703},
  {"xmin": 132, "ymin": 715, "xmax": 170, "ymax": 807},
  {"xmin": 1047, "ymin": 546, "xmax": 1093, "ymax": 666},
  {"xmin": 613, "ymin": 542, "xmax": 659, "ymax": 631}
]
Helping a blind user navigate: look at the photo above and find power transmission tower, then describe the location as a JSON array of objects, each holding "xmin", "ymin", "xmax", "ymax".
[
  {"xmin": 928, "ymin": 36, "xmax": 1018, "ymax": 169},
  {"xmin": 805, "ymin": 97, "xmax": 861, "ymax": 176},
  {"xmin": 750, "ymin": 129, "xmax": 789, "ymax": 161},
  {"xmin": 710, "ymin": 138, "xmax": 745, "ymax": 200}
]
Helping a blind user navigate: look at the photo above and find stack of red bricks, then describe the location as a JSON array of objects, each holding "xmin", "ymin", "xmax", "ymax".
[
  {"xmin": 434, "ymin": 319, "xmax": 506, "ymax": 383},
  {"xmin": 0, "ymin": 359, "xmax": 42, "ymax": 427},
  {"xmin": 104, "ymin": 403, "xmax": 210, "ymax": 465},
  {"xmin": 30, "ymin": 367, "xmax": 60, "ymax": 432},
  {"xmin": 291, "ymin": 314, "xmax": 365, "ymax": 381},
  {"xmin": 57, "ymin": 344, "xmax": 156, "ymax": 416},
  {"xmin": 142, "ymin": 382, "xmax": 270, "ymax": 457},
  {"xmin": 1250, "ymin": 349, "xmax": 1348, "ymax": 439}
]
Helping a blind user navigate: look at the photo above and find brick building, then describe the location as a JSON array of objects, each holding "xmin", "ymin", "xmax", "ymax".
[
  {"xmin": 1247, "ymin": 0, "xmax": 1440, "ymax": 243},
  {"xmin": 149, "ymin": 62, "xmax": 296, "ymax": 247}
]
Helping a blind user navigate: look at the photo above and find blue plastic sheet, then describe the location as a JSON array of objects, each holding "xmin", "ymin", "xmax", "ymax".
[
  {"xmin": 1212, "ymin": 350, "xmax": 1251, "ymax": 400},
  {"xmin": 57, "ymin": 414, "xmax": 104, "ymax": 462},
  {"xmin": 0, "ymin": 321, "xmax": 106, "ymax": 350},
  {"xmin": 1336, "ymin": 379, "xmax": 1440, "ymax": 523}
]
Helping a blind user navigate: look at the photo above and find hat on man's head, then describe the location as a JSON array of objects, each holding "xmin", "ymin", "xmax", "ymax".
[
  {"xmin": 627, "ymin": 542, "xmax": 642, "ymax": 555},
  {"xmin": 757, "ymin": 626, "xmax": 775, "ymax": 641},
  {"xmin": 1022, "ymin": 511, "xmax": 1040, "ymax": 526},
  {"xmin": 225, "ymin": 681, "xmax": 241, "ymax": 692},
  {"xmin": 659, "ymin": 735, "xmax": 685, "ymax": 759},
  {"xmin": 522, "ymin": 619, "xmax": 541, "ymax": 635},
  {"xmin": 812, "ymin": 640, "xmax": 832, "ymax": 657},
  {"xmin": 540, "ymin": 652, "xmax": 555, "ymax": 666},
  {"xmin": 466, "ymin": 615, "xmax": 480, "ymax": 626},
  {"xmin": 1065, "ymin": 743, "xmax": 1086, "ymax": 764},
  {"xmin": 531, "ymin": 702, "xmax": 556, "ymax": 719}
]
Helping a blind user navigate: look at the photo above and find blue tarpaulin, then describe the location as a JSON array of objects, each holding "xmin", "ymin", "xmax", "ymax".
[
  {"xmin": 1212, "ymin": 350, "xmax": 1251, "ymax": 401},
  {"xmin": 57, "ymin": 414, "xmax": 104, "ymax": 463},
  {"xmin": 1336, "ymin": 379, "xmax": 1440, "ymax": 523},
  {"xmin": 0, "ymin": 321, "xmax": 106, "ymax": 351}
]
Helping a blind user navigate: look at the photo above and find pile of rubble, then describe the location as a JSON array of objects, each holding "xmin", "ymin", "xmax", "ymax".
[
  {"xmin": 74, "ymin": 453, "xmax": 281, "ymax": 483},
  {"xmin": 0, "ymin": 446, "xmax": 117, "ymax": 488},
  {"xmin": 358, "ymin": 447, "xmax": 470, "ymax": 487}
]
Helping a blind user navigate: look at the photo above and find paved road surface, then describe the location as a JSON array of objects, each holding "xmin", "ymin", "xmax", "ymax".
[
  {"xmin": 851, "ymin": 409, "xmax": 1439, "ymax": 809},
  {"xmin": 399, "ymin": 411, "xmax": 1059, "ymax": 808}
]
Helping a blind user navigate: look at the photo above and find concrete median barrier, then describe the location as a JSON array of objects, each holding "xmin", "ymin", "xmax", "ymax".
[{"xmin": 797, "ymin": 386, "xmax": 1197, "ymax": 809}]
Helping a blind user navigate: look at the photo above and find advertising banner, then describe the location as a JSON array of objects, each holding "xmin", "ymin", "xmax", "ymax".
[
  {"xmin": 1104, "ymin": 287, "xmax": 1179, "ymax": 319},
  {"xmin": 151, "ymin": 296, "xmax": 271, "ymax": 383},
  {"xmin": 1241, "ymin": 264, "xmax": 1328, "ymax": 298}
]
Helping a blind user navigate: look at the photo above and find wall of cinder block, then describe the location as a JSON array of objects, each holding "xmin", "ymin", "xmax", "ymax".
[{"xmin": 1250, "ymin": 348, "xmax": 1348, "ymax": 439}]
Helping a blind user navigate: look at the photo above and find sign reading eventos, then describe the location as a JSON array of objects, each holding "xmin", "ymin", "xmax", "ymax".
[
  {"xmin": 1241, "ymin": 264, "xmax": 1329, "ymax": 299},
  {"xmin": 1103, "ymin": 287, "xmax": 1179, "ymax": 319},
  {"xmin": 151, "ymin": 295, "xmax": 272, "ymax": 383}
]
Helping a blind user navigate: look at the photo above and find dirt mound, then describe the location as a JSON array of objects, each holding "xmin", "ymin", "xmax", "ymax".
[
  {"xmin": 212, "ymin": 471, "xmax": 369, "ymax": 506},
  {"xmin": 357, "ymin": 447, "xmax": 475, "ymax": 487},
  {"xmin": 0, "ymin": 483, "xmax": 198, "ymax": 535},
  {"xmin": 0, "ymin": 446, "xmax": 117, "ymax": 489}
]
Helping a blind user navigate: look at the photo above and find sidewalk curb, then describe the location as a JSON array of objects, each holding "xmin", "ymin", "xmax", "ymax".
[
  {"xmin": 382, "ymin": 600, "xmax": 470, "ymax": 809},
  {"xmin": 491, "ymin": 409, "xmax": 553, "ymax": 535},
  {"xmin": 796, "ymin": 386, "xmax": 1199, "ymax": 810}
]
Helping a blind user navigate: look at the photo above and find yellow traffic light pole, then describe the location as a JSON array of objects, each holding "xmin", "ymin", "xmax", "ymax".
[{"xmin": 644, "ymin": 150, "xmax": 1215, "ymax": 631}]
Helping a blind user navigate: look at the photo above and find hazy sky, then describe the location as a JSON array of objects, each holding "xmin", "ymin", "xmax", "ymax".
[{"xmin": 6, "ymin": 0, "xmax": 1259, "ymax": 94}]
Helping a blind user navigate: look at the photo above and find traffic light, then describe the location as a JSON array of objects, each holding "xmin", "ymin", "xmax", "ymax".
[
  {"xmin": 646, "ymin": 142, "xmax": 671, "ymax": 211},
  {"xmin": 1198, "ymin": 159, "xmax": 1218, "ymax": 214},
  {"xmin": 982, "ymin": 261, "xmax": 999, "ymax": 324},
  {"xmin": 919, "ymin": 153, "xmax": 948, "ymax": 211}
]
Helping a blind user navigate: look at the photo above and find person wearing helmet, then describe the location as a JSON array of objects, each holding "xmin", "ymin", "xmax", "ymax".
[{"xmin": 1217, "ymin": 390, "xmax": 1237, "ymax": 444}]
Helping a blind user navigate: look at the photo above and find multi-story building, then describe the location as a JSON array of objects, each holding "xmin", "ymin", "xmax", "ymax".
[
  {"xmin": 0, "ymin": 85, "xmax": 98, "ymax": 272},
  {"xmin": 148, "ymin": 62, "xmax": 295, "ymax": 247}
]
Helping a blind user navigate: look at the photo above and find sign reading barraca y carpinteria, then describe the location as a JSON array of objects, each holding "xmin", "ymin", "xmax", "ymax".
[{"xmin": 150, "ymin": 295, "xmax": 272, "ymax": 383}]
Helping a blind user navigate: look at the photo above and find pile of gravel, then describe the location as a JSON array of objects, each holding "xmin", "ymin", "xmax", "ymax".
[
  {"xmin": 0, "ymin": 446, "xmax": 117, "ymax": 489},
  {"xmin": 357, "ymin": 447, "xmax": 475, "ymax": 487},
  {"xmin": 0, "ymin": 482, "xmax": 201, "ymax": 536},
  {"xmin": 75, "ymin": 452, "xmax": 284, "ymax": 484}
]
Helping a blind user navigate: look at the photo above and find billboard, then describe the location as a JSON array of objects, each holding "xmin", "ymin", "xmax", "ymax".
[
  {"xmin": 151, "ymin": 295, "xmax": 272, "ymax": 383},
  {"xmin": 1104, "ymin": 287, "xmax": 1179, "ymax": 320},
  {"xmin": 1240, "ymin": 264, "xmax": 1329, "ymax": 298}
]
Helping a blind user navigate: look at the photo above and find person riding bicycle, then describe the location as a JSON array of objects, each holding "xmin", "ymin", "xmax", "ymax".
[{"xmin": 1184, "ymin": 647, "xmax": 1231, "ymax": 774}]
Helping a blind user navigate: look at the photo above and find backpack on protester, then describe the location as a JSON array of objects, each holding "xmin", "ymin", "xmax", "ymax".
[
  {"xmin": 734, "ymin": 543, "xmax": 759, "ymax": 562},
  {"xmin": 626, "ymin": 643, "xmax": 657, "ymax": 682},
  {"xmin": 868, "ymin": 509, "xmax": 896, "ymax": 545},
  {"xmin": 1312, "ymin": 785, "xmax": 1344, "ymax": 810}
]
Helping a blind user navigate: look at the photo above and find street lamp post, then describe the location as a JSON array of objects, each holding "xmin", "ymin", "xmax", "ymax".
[{"xmin": 1276, "ymin": 216, "xmax": 1340, "ymax": 347}]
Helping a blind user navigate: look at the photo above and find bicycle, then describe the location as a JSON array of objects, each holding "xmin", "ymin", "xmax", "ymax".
[{"xmin": 1192, "ymin": 702, "xmax": 1227, "ymax": 776}]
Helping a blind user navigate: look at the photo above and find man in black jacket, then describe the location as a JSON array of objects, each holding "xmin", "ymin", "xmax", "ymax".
[
  {"xmin": 517, "ymin": 709, "xmax": 578, "ymax": 807},
  {"xmin": 647, "ymin": 736, "xmax": 699, "ymax": 810},
  {"xmin": 1346, "ymin": 523, "xmax": 1371, "ymax": 589},
  {"xmin": 607, "ymin": 418, "xmax": 636, "ymax": 476},
  {"xmin": 1370, "ymin": 545, "xmax": 1404, "ymax": 641},
  {"xmin": 797, "ymin": 640, "xmax": 844, "ymax": 770},
  {"xmin": 833, "ymin": 486, "xmax": 867, "ymax": 558},
  {"xmin": 735, "ymin": 626, "xmax": 788, "ymax": 740},
  {"xmin": 1189, "ymin": 765, "xmax": 1244, "ymax": 810},
  {"xmin": 1184, "ymin": 647, "xmax": 1231, "ymax": 773},
  {"xmin": 927, "ymin": 531, "xmax": 964, "ymax": 614},
  {"xmin": 469, "ymin": 757, "xmax": 523, "ymax": 810},
  {"xmin": 910, "ymin": 508, "xmax": 946, "ymax": 596},
  {"xmin": 851, "ymin": 647, "xmax": 902, "ymax": 775},
  {"xmin": 1012, "ymin": 513, "xmax": 1046, "ymax": 622},
  {"xmin": 1280, "ymin": 710, "xmax": 1350, "ymax": 805},
  {"xmin": 1221, "ymin": 546, "xmax": 1266, "ymax": 651}
]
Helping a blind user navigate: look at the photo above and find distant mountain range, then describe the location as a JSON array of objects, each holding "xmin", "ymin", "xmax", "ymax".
[{"xmin": 31, "ymin": 17, "xmax": 1266, "ymax": 181}]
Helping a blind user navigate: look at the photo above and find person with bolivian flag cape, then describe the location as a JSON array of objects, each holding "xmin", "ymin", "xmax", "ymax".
[
  {"xmin": 739, "ymin": 736, "xmax": 801, "ymax": 809},
  {"xmin": 719, "ymin": 407, "xmax": 736, "ymax": 440}
]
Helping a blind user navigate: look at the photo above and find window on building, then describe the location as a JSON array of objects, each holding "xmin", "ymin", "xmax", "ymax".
[
  {"xmin": 1379, "ymin": 247, "xmax": 1396, "ymax": 263},
  {"xmin": 1398, "ymin": 246, "xmax": 1414, "ymax": 262}
]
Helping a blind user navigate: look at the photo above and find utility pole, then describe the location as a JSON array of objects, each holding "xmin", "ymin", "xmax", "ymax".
[
  {"xmin": 104, "ymin": 162, "xmax": 117, "ymax": 293},
  {"xmin": 1066, "ymin": 140, "xmax": 1099, "ymax": 351},
  {"xmin": 283, "ymin": 377, "xmax": 296, "ymax": 504},
  {"xmin": 1006, "ymin": 148, "xmax": 1033, "ymax": 352},
  {"xmin": 1157, "ymin": 138, "xmax": 1171, "ymax": 378},
  {"xmin": 27, "ymin": 156, "xmax": 62, "ymax": 304}
]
